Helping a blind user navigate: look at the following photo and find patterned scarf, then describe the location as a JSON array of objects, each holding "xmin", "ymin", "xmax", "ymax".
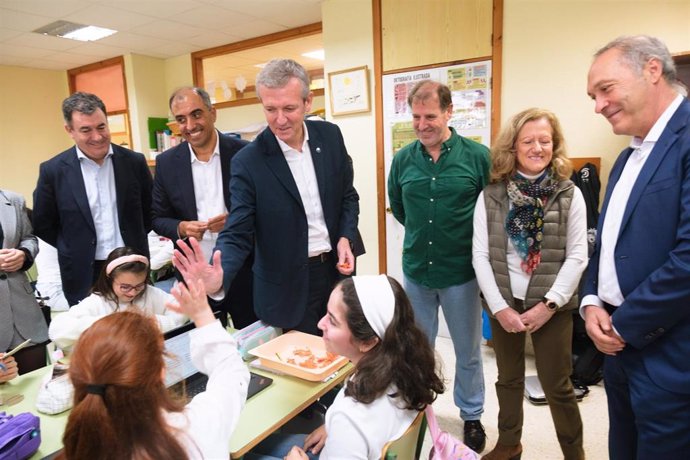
[{"xmin": 505, "ymin": 169, "xmax": 559, "ymax": 274}]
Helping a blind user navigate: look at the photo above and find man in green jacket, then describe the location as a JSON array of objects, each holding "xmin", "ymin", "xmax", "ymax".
[{"xmin": 388, "ymin": 79, "xmax": 490, "ymax": 453}]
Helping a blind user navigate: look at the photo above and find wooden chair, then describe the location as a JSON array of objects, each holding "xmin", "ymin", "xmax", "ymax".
[{"xmin": 381, "ymin": 410, "xmax": 426, "ymax": 460}]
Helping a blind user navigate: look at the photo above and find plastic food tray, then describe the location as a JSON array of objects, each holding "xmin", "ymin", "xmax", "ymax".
[{"xmin": 248, "ymin": 331, "xmax": 348, "ymax": 381}]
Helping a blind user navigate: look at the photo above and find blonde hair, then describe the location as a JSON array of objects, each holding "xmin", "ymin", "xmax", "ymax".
[{"xmin": 490, "ymin": 108, "xmax": 572, "ymax": 183}]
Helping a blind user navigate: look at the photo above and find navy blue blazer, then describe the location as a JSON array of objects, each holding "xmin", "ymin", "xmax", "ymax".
[
  {"xmin": 583, "ymin": 97, "xmax": 690, "ymax": 394},
  {"xmin": 152, "ymin": 132, "xmax": 248, "ymax": 239},
  {"xmin": 216, "ymin": 120, "xmax": 360, "ymax": 328},
  {"xmin": 32, "ymin": 144, "xmax": 153, "ymax": 304}
]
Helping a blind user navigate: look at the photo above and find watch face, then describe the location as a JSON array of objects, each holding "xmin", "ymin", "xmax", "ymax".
[{"xmin": 545, "ymin": 301, "xmax": 557, "ymax": 311}]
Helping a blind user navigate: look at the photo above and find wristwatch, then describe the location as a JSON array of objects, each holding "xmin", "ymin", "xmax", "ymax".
[{"xmin": 543, "ymin": 297, "xmax": 558, "ymax": 312}]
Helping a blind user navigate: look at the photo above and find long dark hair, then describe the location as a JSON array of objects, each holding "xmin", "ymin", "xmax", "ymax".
[
  {"xmin": 60, "ymin": 311, "xmax": 187, "ymax": 459},
  {"xmin": 92, "ymin": 247, "xmax": 151, "ymax": 306},
  {"xmin": 341, "ymin": 276, "xmax": 444, "ymax": 410}
]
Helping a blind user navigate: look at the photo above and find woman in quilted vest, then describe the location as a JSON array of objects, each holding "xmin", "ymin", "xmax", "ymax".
[{"xmin": 472, "ymin": 108, "xmax": 588, "ymax": 460}]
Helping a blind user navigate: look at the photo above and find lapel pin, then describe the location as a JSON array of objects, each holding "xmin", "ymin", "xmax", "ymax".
[{"xmin": 315, "ymin": 147, "xmax": 321, "ymax": 153}]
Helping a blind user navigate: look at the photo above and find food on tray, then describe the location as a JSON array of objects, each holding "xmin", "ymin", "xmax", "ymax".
[
  {"xmin": 277, "ymin": 346, "xmax": 339, "ymax": 369},
  {"xmin": 249, "ymin": 331, "xmax": 348, "ymax": 381}
]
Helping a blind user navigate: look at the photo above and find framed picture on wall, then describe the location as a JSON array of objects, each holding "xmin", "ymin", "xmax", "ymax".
[{"xmin": 328, "ymin": 66, "xmax": 370, "ymax": 116}]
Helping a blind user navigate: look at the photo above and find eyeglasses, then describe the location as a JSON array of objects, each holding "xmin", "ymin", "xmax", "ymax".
[{"xmin": 116, "ymin": 282, "xmax": 147, "ymax": 294}]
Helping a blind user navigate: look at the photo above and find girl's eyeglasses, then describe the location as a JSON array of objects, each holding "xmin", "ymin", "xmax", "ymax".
[{"xmin": 117, "ymin": 282, "xmax": 147, "ymax": 294}]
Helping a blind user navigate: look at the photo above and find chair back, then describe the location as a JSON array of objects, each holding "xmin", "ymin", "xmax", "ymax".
[{"xmin": 381, "ymin": 410, "xmax": 426, "ymax": 460}]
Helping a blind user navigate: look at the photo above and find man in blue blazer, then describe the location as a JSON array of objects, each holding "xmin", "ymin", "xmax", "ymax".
[
  {"xmin": 174, "ymin": 59, "xmax": 360, "ymax": 334},
  {"xmin": 153, "ymin": 87, "xmax": 256, "ymax": 328},
  {"xmin": 32, "ymin": 92, "xmax": 152, "ymax": 306},
  {"xmin": 583, "ymin": 35, "xmax": 690, "ymax": 459}
]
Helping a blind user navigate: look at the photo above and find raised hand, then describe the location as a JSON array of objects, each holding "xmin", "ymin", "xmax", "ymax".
[
  {"xmin": 173, "ymin": 237, "xmax": 223, "ymax": 295},
  {"xmin": 166, "ymin": 278, "xmax": 215, "ymax": 328}
]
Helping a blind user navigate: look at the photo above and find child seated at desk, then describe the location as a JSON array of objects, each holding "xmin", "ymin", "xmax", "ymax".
[
  {"xmin": 49, "ymin": 247, "xmax": 187, "ymax": 351},
  {"xmin": 57, "ymin": 278, "xmax": 250, "ymax": 459},
  {"xmin": 248, "ymin": 275, "xmax": 445, "ymax": 460}
]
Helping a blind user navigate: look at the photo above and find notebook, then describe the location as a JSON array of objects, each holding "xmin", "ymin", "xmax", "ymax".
[{"xmin": 163, "ymin": 317, "xmax": 272, "ymax": 401}]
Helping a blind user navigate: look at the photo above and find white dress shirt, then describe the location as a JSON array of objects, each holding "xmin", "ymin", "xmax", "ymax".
[
  {"xmin": 76, "ymin": 145, "xmax": 125, "ymax": 260},
  {"xmin": 581, "ymin": 94, "xmax": 684, "ymax": 310},
  {"xmin": 189, "ymin": 133, "xmax": 227, "ymax": 260},
  {"xmin": 35, "ymin": 238, "xmax": 69, "ymax": 311},
  {"xmin": 277, "ymin": 123, "xmax": 332, "ymax": 257}
]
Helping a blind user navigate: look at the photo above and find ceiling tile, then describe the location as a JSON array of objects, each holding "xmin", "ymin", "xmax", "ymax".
[
  {"xmin": 48, "ymin": 50, "xmax": 105, "ymax": 66},
  {"xmin": 0, "ymin": 7, "xmax": 53, "ymax": 32},
  {"xmin": 0, "ymin": 43, "xmax": 53, "ymax": 58},
  {"xmin": 0, "ymin": 0, "xmax": 92, "ymax": 18},
  {"xmin": 226, "ymin": 19, "xmax": 288, "ymax": 39},
  {"xmin": 128, "ymin": 20, "xmax": 206, "ymax": 41},
  {"xmin": 172, "ymin": 5, "xmax": 256, "ymax": 30},
  {"xmin": 0, "ymin": 54, "xmax": 32, "ymax": 67},
  {"xmin": 152, "ymin": 42, "xmax": 199, "ymax": 58},
  {"xmin": 185, "ymin": 31, "xmax": 241, "ymax": 49},
  {"xmin": 98, "ymin": 32, "xmax": 169, "ymax": 50},
  {"xmin": 0, "ymin": 1, "xmax": 324, "ymax": 71},
  {"xmin": 103, "ymin": 0, "xmax": 199, "ymax": 19},
  {"xmin": 25, "ymin": 57, "xmax": 77, "ymax": 70},
  {"xmin": 65, "ymin": 4, "xmax": 157, "ymax": 31},
  {"xmin": 68, "ymin": 42, "xmax": 128, "ymax": 58},
  {"xmin": 0, "ymin": 28, "xmax": 23, "ymax": 41},
  {"xmin": 5, "ymin": 32, "xmax": 81, "ymax": 51}
]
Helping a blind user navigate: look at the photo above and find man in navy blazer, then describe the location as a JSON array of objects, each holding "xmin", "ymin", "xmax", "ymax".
[
  {"xmin": 33, "ymin": 92, "xmax": 152, "ymax": 306},
  {"xmin": 175, "ymin": 59, "xmax": 360, "ymax": 334},
  {"xmin": 583, "ymin": 35, "xmax": 690, "ymax": 459},
  {"xmin": 153, "ymin": 87, "xmax": 256, "ymax": 328}
]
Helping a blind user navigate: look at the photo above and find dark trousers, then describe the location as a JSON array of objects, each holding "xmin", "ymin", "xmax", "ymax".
[
  {"xmin": 490, "ymin": 309, "xmax": 584, "ymax": 459},
  {"xmin": 65, "ymin": 259, "xmax": 106, "ymax": 307},
  {"xmin": 13, "ymin": 342, "xmax": 48, "ymax": 375},
  {"xmin": 604, "ymin": 351, "xmax": 690, "ymax": 460},
  {"xmin": 291, "ymin": 254, "xmax": 337, "ymax": 336},
  {"xmin": 223, "ymin": 257, "xmax": 258, "ymax": 329}
]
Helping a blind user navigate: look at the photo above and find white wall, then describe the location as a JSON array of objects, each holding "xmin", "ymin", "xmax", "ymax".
[
  {"xmin": 215, "ymin": 95, "xmax": 325, "ymax": 135},
  {"xmin": 322, "ymin": 0, "xmax": 379, "ymax": 275},
  {"xmin": 502, "ymin": 0, "xmax": 690, "ymax": 190},
  {"xmin": 124, "ymin": 54, "xmax": 169, "ymax": 153}
]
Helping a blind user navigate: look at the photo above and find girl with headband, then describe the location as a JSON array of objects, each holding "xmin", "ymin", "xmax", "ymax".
[
  {"xmin": 248, "ymin": 274, "xmax": 444, "ymax": 459},
  {"xmin": 49, "ymin": 247, "xmax": 187, "ymax": 351}
]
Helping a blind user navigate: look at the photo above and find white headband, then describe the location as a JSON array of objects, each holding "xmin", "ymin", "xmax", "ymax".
[
  {"xmin": 106, "ymin": 255, "xmax": 149, "ymax": 275},
  {"xmin": 352, "ymin": 275, "xmax": 395, "ymax": 339}
]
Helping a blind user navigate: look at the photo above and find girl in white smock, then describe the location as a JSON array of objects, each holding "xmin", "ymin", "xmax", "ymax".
[
  {"xmin": 49, "ymin": 246, "xmax": 187, "ymax": 351},
  {"xmin": 249, "ymin": 275, "xmax": 444, "ymax": 460}
]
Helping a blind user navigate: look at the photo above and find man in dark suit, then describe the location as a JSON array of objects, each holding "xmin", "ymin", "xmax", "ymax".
[
  {"xmin": 583, "ymin": 35, "xmax": 690, "ymax": 459},
  {"xmin": 174, "ymin": 59, "xmax": 360, "ymax": 335},
  {"xmin": 32, "ymin": 92, "xmax": 152, "ymax": 306},
  {"xmin": 152, "ymin": 87, "xmax": 256, "ymax": 328}
]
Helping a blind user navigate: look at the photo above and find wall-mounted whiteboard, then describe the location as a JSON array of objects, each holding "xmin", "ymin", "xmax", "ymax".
[{"xmin": 382, "ymin": 60, "xmax": 492, "ymax": 282}]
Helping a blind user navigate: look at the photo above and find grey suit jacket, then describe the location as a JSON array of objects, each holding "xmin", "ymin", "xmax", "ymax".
[{"xmin": 0, "ymin": 190, "xmax": 49, "ymax": 350}]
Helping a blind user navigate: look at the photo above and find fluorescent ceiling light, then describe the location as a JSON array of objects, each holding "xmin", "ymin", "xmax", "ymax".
[
  {"xmin": 63, "ymin": 25, "xmax": 116, "ymax": 42},
  {"xmin": 302, "ymin": 49, "xmax": 324, "ymax": 60},
  {"xmin": 33, "ymin": 20, "xmax": 117, "ymax": 42}
]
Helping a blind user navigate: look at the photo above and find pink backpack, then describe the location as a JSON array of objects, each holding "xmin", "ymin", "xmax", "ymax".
[{"xmin": 425, "ymin": 405, "xmax": 480, "ymax": 460}]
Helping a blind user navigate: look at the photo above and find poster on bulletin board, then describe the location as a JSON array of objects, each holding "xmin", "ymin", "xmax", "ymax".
[{"xmin": 382, "ymin": 60, "xmax": 492, "ymax": 282}]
